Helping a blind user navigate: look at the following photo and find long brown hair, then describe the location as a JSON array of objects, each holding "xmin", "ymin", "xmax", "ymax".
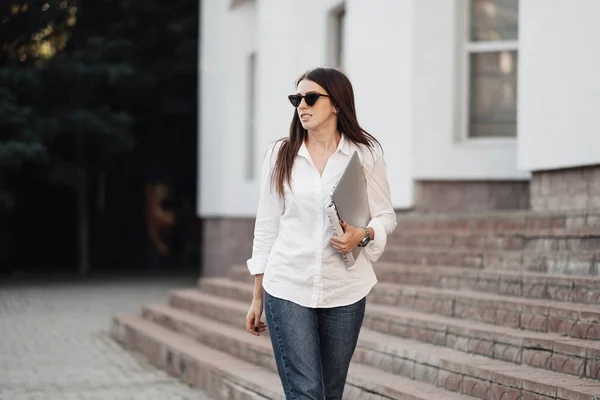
[{"xmin": 271, "ymin": 67, "xmax": 381, "ymax": 198}]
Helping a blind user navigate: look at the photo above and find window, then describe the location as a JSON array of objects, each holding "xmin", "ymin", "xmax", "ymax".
[
  {"xmin": 230, "ymin": 0, "xmax": 254, "ymax": 9},
  {"xmin": 328, "ymin": 4, "xmax": 345, "ymax": 68},
  {"xmin": 464, "ymin": 0, "xmax": 518, "ymax": 138},
  {"xmin": 246, "ymin": 52, "xmax": 256, "ymax": 180}
]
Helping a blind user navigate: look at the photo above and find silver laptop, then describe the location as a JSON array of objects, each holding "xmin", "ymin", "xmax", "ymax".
[{"xmin": 329, "ymin": 151, "xmax": 371, "ymax": 261}]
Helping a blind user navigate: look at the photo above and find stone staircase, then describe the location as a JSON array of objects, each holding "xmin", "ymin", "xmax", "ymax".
[{"xmin": 112, "ymin": 210, "xmax": 600, "ymax": 399}]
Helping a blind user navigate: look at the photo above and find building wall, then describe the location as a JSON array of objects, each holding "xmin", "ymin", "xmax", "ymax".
[
  {"xmin": 412, "ymin": 0, "xmax": 529, "ymax": 182},
  {"xmin": 518, "ymin": 0, "xmax": 600, "ymax": 172},
  {"xmin": 344, "ymin": 0, "xmax": 415, "ymax": 209},
  {"xmin": 199, "ymin": 1, "xmax": 258, "ymax": 218},
  {"xmin": 518, "ymin": 0, "xmax": 600, "ymax": 212}
]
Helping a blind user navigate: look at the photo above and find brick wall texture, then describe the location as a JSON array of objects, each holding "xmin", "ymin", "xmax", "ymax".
[
  {"xmin": 531, "ymin": 164, "xmax": 600, "ymax": 212},
  {"xmin": 415, "ymin": 181, "xmax": 530, "ymax": 213}
]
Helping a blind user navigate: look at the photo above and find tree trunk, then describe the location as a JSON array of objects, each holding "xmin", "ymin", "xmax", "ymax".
[{"xmin": 76, "ymin": 135, "xmax": 90, "ymax": 275}]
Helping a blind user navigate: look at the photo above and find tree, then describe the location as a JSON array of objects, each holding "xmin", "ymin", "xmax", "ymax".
[
  {"xmin": 0, "ymin": 0, "xmax": 199, "ymax": 273},
  {"xmin": 0, "ymin": 1, "xmax": 71, "ymax": 215},
  {"xmin": 0, "ymin": 1, "xmax": 139, "ymax": 273},
  {"xmin": 36, "ymin": 43, "xmax": 137, "ymax": 274}
]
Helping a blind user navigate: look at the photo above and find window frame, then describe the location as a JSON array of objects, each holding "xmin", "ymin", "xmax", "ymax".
[
  {"xmin": 457, "ymin": 0, "xmax": 519, "ymax": 144},
  {"xmin": 327, "ymin": 3, "xmax": 346, "ymax": 68},
  {"xmin": 245, "ymin": 51, "xmax": 257, "ymax": 181}
]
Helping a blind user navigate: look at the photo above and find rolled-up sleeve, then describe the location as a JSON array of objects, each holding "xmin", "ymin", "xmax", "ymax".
[
  {"xmin": 363, "ymin": 151, "xmax": 397, "ymax": 262},
  {"xmin": 246, "ymin": 144, "xmax": 284, "ymax": 275}
]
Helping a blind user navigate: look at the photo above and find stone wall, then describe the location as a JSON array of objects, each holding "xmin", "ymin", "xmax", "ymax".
[
  {"xmin": 530, "ymin": 164, "xmax": 600, "ymax": 212},
  {"xmin": 414, "ymin": 181, "xmax": 530, "ymax": 213},
  {"xmin": 200, "ymin": 217, "xmax": 255, "ymax": 277}
]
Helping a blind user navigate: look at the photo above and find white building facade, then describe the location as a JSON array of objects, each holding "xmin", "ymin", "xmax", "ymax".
[{"xmin": 198, "ymin": 0, "xmax": 600, "ymax": 276}]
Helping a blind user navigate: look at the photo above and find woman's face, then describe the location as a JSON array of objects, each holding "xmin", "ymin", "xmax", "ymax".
[{"xmin": 295, "ymin": 79, "xmax": 337, "ymax": 132}]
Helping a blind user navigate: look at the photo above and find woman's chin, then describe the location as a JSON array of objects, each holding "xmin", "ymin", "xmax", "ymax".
[{"xmin": 300, "ymin": 121, "xmax": 311, "ymax": 130}]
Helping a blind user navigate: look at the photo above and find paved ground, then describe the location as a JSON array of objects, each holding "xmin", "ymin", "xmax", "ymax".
[{"xmin": 0, "ymin": 273, "xmax": 213, "ymax": 400}]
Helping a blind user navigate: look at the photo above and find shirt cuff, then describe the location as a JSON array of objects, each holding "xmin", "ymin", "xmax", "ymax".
[
  {"xmin": 365, "ymin": 217, "xmax": 387, "ymax": 262},
  {"xmin": 247, "ymin": 257, "xmax": 267, "ymax": 275}
]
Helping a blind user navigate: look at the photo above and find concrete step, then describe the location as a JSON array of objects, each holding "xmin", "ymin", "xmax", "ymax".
[
  {"xmin": 380, "ymin": 246, "xmax": 600, "ymax": 275},
  {"xmin": 393, "ymin": 210, "xmax": 600, "ymax": 236},
  {"xmin": 355, "ymin": 328, "xmax": 600, "ymax": 400},
  {"xmin": 140, "ymin": 303, "xmax": 600, "ymax": 400},
  {"xmin": 111, "ymin": 314, "xmax": 285, "ymax": 400},
  {"xmin": 379, "ymin": 246, "xmax": 485, "ymax": 268},
  {"xmin": 226, "ymin": 263, "xmax": 600, "ymax": 305},
  {"xmin": 364, "ymin": 303, "xmax": 600, "ymax": 380},
  {"xmin": 169, "ymin": 287, "xmax": 250, "ymax": 330},
  {"xmin": 171, "ymin": 288, "xmax": 600, "ymax": 380},
  {"xmin": 388, "ymin": 232, "xmax": 600, "ymax": 253},
  {"xmin": 198, "ymin": 277, "xmax": 600, "ymax": 340},
  {"xmin": 374, "ymin": 263, "xmax": 600, "ymax": 305},
  {"xmin": 141, "ymin": 304, "xmax": 477, "ymax": 400},
  {"xmin": 370, "ymin": 282, "xmax": 600, "ymax": 340}
]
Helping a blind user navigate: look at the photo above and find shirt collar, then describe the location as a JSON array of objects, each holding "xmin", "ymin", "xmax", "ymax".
[
  {"xmin": 298, "ymin": 140, "xmax": 310, "ymax": 159},
  {"xmin": 297, "ymin": 133, "xmax": 353, "ymax": 158},
  {"xmin": 337, "ymin": 133, "xmax": 353, "ymax": 156}
]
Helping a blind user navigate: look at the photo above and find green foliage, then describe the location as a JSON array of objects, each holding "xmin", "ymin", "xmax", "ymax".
[{"xmin": 0, "ymin": 0, "xmax": 198, "ymax": 215}]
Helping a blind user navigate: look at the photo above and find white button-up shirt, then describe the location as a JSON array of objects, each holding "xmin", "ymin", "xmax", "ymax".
[{"xmin": 247, "ymin": 135, "xmax": 397, "ymax": 308}]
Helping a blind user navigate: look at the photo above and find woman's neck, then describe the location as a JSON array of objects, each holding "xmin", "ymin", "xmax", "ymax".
[{"xmin": 305, "ymin": 129, "xmax": 341, "ymax": 154}]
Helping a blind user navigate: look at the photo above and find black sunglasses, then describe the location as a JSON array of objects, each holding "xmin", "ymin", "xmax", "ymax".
[{"xmin": 288, "ymin": 92, "xmax": 330, "ymax": 107}]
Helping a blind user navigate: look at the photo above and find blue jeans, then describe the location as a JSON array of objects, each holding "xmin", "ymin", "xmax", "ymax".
[{"xmin": 264, "ymin": 291, "xmax": 366, "ymax": 400}]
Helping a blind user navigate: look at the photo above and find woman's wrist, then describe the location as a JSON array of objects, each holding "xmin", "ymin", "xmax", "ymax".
[
  {"xmin": 354, "ymin": 226, "xmax": 365, "ymax": 245},
  {"xmin": 353, "ymin": 226, "xmax": 374, "ymax": 247},
  {"xmin": 253, "ymin": 274, "xmax": 264, "ymax": 301}
]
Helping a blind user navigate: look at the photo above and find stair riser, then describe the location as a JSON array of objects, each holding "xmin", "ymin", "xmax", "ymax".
[
  {"xmin": 168, "ymin": 294, "xmax": 272, "ymax": 340},
  {"xmin": 227, "ymin": 269, "xmax": 254, "ymax": 285},
  {"xmin": 351, "ymin": 345, "xmax": 595, "ymax": 400},
  {"xmin": 381, "ymin": 249, "xmax": 600, "ymax": 276},
  {"xmin": 199, "ymin": 281, "xmax": 254, "ymax": 302},
  {"xmin": 369, "ymin": 286, "xmax": 600, "ymax": 340},
  {"xmin": 388, "ymin": 234, "xmax": 600, "ymax": 253},
  {"xmin": 111, "ymin": 318, "xmax": 284, "ymax": 400},
  {"xmin": 199, "ymin": 281, "xmax": 254, "ymax": 303},
  {"xmin": 388, "ymin": 234, "xmax": 526, "ymax": 251},
  {"xmin": 172, "ymin": 290, "xmax": 600, "ymax": 380},
  {"xmin": 227, "ymin": 265, "xmax": 600, "ymax": 305},
  {"xmin": 140, "ymin": 307, "xmax": 431, "ymax": 400},
  {"xmin": 362, "ymin": 312, "xmax": 600, "ymax": 380},
  {"xmin": 393, "ymin": 213, "xmax": 600, "ymax": 235},
  {"xmin": 136, "ymin": 307, "xmax": 598, "ymax": 400},
  {"xmin": 169, "ymin": 293, "xmax": 254, "ymax": 331},
  {"xmin": 374, "ymin": 267, "xmax": 600, "ymax": 305},
  {"xmin": 140, "ymin": 306, "xmax": 486, "ymax": 399},
  {"xmin": 200, "ymin": 280, "xmax": 600, "ymax": 341},
  {"xmin": 380, "ymin": 249, "xmax": 484, "ymax": 268},
  {"xmin": 141, "ymin": 307, "xmax": 279, "ymax": 373}
]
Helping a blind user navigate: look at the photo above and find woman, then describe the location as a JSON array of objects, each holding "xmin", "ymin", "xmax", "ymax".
[{"xmin": 245, "ymin": 67, "xmax": 397, "ymax": 399}]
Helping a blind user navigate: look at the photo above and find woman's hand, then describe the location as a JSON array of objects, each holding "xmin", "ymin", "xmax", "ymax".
[
  {"xmin": 330, "ymin": 221, "xmax": 364, "ymax": 254},
  {"xmin": 246, "ymin": 299, "xmax": 267, "ymax": 336}
]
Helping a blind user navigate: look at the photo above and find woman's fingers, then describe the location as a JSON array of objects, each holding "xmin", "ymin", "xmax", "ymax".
[
  {"xmin": 246, "ymin": 312, "xmax": 267, "ymax": 336},
  {"xmin": 246, "ymin": 314, "xmax": 264, "ymax": 335},
  {"xmin": 331, "ymin": 239, "xmax": 344, "ymax": 248},
  {"xmin": 246, "ymin": 314, "xmax": 258, "ymax": 335},
  {"xmin": 246, "ymin": 317, "xmax": 258, "ymax": 336},
  {"xmin": 331, "ymin": 241, "xmax": 349, "ymax": 253}
]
